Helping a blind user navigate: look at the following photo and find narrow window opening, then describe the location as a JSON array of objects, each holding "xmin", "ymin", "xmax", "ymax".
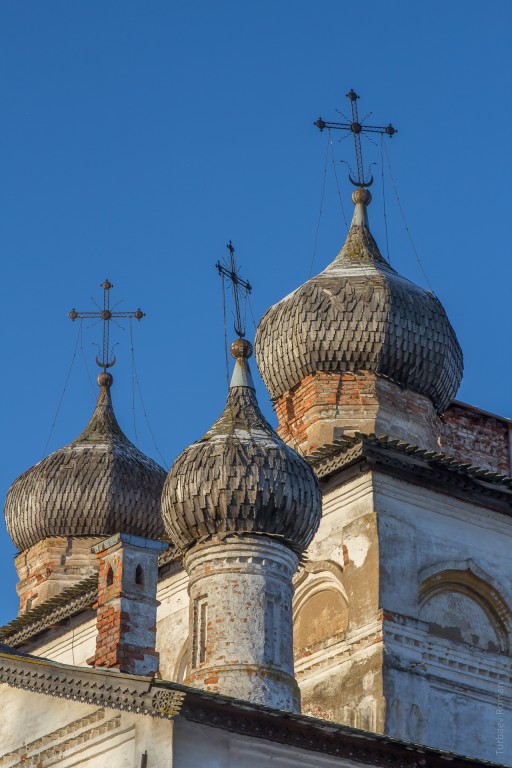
[
  {"xmin": 135, "ymin": 564, "xmax": 144, "ymax": 586},
  {"xmin": 106, "ymin": 565, "xmax": 114, "ymax": 587},
  {"xmin": 192, "ymin": 597, "xmax": 208, "ymax": 667},
  {"xmin": 265, "ymin": 593, "xmax": 281, "ymax": 664}
]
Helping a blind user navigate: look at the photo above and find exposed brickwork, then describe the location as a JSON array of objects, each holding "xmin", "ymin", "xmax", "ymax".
[
  {"xmin": 440, "ymin": 403, "xmax": 512, "ymax": 474},
  {"xmin": 90, "ymin": 533, "xmax": 167, "ymax": 676},
  {"xmin": 15, "ymin": 536, "xmax": 101, "ymax": 615},
  {"xmin": 275, "ymin": 371, "xmax": 440, "ymax": 454},
  {"xmin": 183, "ymin": 536, "xmax": 300, "ymax": 711}
]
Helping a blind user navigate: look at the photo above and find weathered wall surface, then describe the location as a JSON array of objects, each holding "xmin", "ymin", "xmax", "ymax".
[
  {"xmin": 375, "ymin": 472, "xmax": 512, "ymax": 763},
  {"xmin": 294, "ymin": 472, "xmax": 385, "ymax": 730},
  {"xmin": 155, "ymin": 566, "xmax": 190, "ymax": 682},
  {"xmin": 0, "ymin": 685, "xmax": 173, "ymax": 767},
  {"xmin": 293, "ymin": 465, "xmax": 512, "ymax": 764},
  {"xmin": 440, "ymin": 402, "xmax": 511, "ymax": 474}
]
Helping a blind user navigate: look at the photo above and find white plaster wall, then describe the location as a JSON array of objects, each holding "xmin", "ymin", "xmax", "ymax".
[
  {"xmin": 306, "ymin": 473, "xmax": 374, "ymax": 568},
  {"xmin": 385, "ymin": 664, "xmax": 511, "ymax": 763},
  {"xmin": 295, "ymin": 473, "xmax": 384, "ymax": 727},
  {"xmin": 375, "ymin": 473, "xmax": 512, "ymax": 616},
  {"xmin": 173, "ymin": 718, "xmax": 377, "ymax": 768},
  {"xmin": 374, "ymin": 472, "xmax": 512, "ymax": 764},
  {"xmin": 294, "ymin": 467, "xmax": 512, "ymax": 763},
  {"xmin": 0, "ymin": 683, "xmax": 173, "ymax": 767},
  {"xmin": 27, "ymin": 613, "xmax": 97, "ymax": 666},
  {"xmin": 155, "ymin": 567, "xmax": 190, "ymax": 682}
]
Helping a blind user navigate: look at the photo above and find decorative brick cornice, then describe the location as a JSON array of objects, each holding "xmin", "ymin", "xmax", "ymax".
[
  {"xmin": 0, "ymin": 650, "xmax": 184, "ymax": 719},
  {"xmin": 0, "ymin": 707, "xmax": 109, "ymax": 767},
  {"xmin": 307, "ymin": 434, "xmax": 512, "ymax": 514}
]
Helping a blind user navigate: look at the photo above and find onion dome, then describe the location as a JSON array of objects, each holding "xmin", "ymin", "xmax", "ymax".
[
  {"xmin": 162, "ymin": 338, "xmax": 321, "ymax": 553},
  {"xmin": 4, "ymin": 372, "xmax": 166, "ymax": 551},
  {"xmin": 255, "ymin": 188, "xmax": 463, "ymax": 414}
]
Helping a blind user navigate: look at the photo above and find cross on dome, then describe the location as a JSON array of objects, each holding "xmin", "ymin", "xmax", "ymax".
[
  {"xmin": 315, "ymin": 89, "xmax": 397, "ymax": 188},
  {"xmin": 216, "ymin": 241, "xmax": 252, "ymax": 338},
  {"xmin": 68, "ymin": 279, "xmax": 145, "ymax": 371}
]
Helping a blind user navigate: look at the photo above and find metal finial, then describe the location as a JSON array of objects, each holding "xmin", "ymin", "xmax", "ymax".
[
  {"xmin": 314, "ymin": 89, "xmax": 397, "ymax": 188},
  {"xmin": 216, "ymin": 242, "xmax": 252, "ymax": 339},
  {"xmin": 68, "ymin": 279, "xmax": 146, "ymax": 372}
]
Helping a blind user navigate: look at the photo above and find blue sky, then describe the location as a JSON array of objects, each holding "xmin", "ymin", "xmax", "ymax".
[{"xmin": 1, "ymin": 1, "xmax": 511, "ymax": 622}]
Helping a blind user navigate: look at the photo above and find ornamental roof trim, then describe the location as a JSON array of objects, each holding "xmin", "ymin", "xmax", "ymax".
[
  {"xmin": 0, "ymin": 644, "xmax": 501, "ymax": 768},
  {"xmin": 307, "ymin": 432, "xmax": 512, "ymax": 487},
  {"xmin": 307, "ymin": 433, "xmax": 512, "ymax": 510}
]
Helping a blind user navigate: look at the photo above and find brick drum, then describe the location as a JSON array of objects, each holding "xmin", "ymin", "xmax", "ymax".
[
  {"xmin": 15, "ymin": 536, "xmax": 102, "ymax": 614},
  {"xmin": 275, "ymin": 370, "xmax": 441, "ymax": 454}
]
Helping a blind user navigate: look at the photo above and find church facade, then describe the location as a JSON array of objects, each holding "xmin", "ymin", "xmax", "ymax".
[{"xmin": 1, "ymin": 122, "xmax": 511, "ymax": 767}]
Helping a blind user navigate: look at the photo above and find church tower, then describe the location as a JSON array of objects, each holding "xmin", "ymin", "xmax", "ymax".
[
  {"xmin": 4, "ymin": 282, "xmax": 166, "ymax": 614},
  {"xmin": 162, "ymin": 336, "xmax": 322, "ymax": 710},
  {"xmin": 253, "ymin": 92, "xmax": 511, "ymax": 762},
  {"xmin": 256, "ymin": 185, "xmax": 463, "ymax": 454}
]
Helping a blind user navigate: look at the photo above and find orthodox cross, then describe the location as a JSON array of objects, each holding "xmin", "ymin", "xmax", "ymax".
[
  {"xmin": 216, "ymin": 241, "xmax": 252, "ymax": 338},
  {"xmin": 68, "ymin": 279, "xmax": 145, "ymax": 370},
  {"xmin": 315, "ymin": 89, "xmax": 397, "ymax": 188}
]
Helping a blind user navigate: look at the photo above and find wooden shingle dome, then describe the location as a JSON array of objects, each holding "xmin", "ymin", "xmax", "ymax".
[
  {"xmin": 4, "ymin": 373, "xmax": 166, "ymax": 551},
  {"xmin": 255, "ymin": 189, "xmax": 463, "ymax": 414},
  {"xmin": 162, "ymin": 340, "xmax": 321, "ymax": 553}
]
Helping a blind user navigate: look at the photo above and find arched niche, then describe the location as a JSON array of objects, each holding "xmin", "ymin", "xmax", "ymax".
[
  {"xmin": 293, "ymin": 561, "xmax": 348, "ymax": 655},
  {"xmin": 173, "ymin": 638, "xmax": 190, "ymax": 683},
  {"xmin": 419, "ymin": 562, "xmax": 511, "ymax": 654}
]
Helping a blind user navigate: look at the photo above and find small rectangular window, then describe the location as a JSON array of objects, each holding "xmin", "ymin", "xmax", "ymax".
[
  {"xmin": 264, "ymin": 593, "xmax": 281, "ymax": 665},
  {"xmin": 193, "ymin": 596, "xmax": 208, "ymax": 667}
]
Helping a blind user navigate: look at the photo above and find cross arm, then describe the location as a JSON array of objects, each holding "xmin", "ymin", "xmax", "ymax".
[
  {"xmin": 216, "ymin": 262, "xmax": 252, "ymax": 294},
  {"xmin": 68, "ymin": 310, "xmax": 100, "ymax": 320},
  {"xmin": 68, "ymin": 309, "xmax": 145, "ymax": 320},
  {"xmin": 110, "ymin": 310, "xmax": 145, "ymax": 319},
  {"xmin": 315, "ymin": 118, "xmax": 397, "ymax": 136}
]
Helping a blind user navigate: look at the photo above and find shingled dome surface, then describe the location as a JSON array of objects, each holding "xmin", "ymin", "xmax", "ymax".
[
  {"xmin": 4, "ymin": 374, "xmax": 166, "ymax": 551},
  {"xmin": 255, "ymin": 189, "xmax": 463, "ymax": 414},
  {"xmin": 162, "ymin": 340, "xmax": 321, "ymax": 553}
]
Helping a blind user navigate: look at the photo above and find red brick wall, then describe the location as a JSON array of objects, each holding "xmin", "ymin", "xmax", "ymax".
[
  {"xmin": 275, "ymin": 371, "xmax": 377, "ymax": 449},
  {"xmin": 440, "ymin": 403, "xmax": 511, "ymax": 474},
  {"xmin": 275, "ymin": 371, "xmax": 440, "ymax": 453},
  {"xmin": 90, "ymin": 536, "xmax": 161, "ymax": 676},
  {"xmin": 15, "ymin": 536, "xmax": 101, "ymax": 615}
]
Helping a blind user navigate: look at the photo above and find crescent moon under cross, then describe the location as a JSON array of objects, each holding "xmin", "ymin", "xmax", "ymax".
[
  {"xmin": 349, "ymin": 174, "xmax": 374, "ymax": 188},
  {"xmin": 96, "ymin": 355, "xmax": 116, "ymax": 369}
]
